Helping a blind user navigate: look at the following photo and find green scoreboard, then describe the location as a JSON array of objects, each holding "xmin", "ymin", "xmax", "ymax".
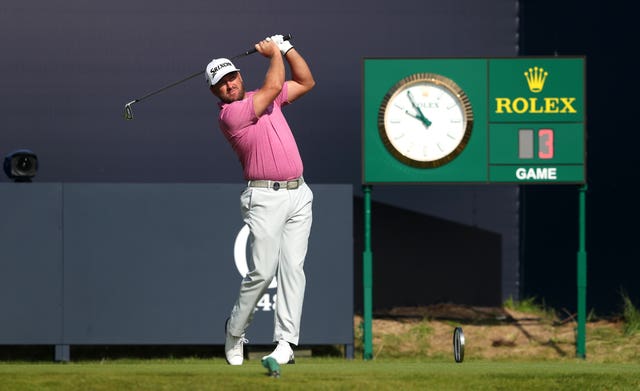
[{"xmin": 363, "ymin": 57, "xmax": 586, "ymax": 184}]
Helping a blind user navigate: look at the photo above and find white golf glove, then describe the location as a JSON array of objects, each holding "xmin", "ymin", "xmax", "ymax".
[{"xmin": 270, "ymin": 34, "xmax": 293, "ymax": 55}]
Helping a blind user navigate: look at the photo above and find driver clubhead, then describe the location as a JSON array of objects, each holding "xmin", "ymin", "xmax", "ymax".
[{"xmin": 123, "ymin": 101, "xmax": 135, "ymax": 120}]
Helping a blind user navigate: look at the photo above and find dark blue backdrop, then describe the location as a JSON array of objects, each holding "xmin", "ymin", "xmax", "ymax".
[
  {"xmin": 10, "ymin": 0, "xmax": 633, "ymax": 318},
  {"xmin": 519, "ymin": 1, "xmax": 640, "ymax": 315},
  {"xmin": 0, "ymin": 0, "xmax": 518, "ymax": 184}
]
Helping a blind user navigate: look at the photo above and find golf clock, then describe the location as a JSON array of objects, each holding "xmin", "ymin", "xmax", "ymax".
[{"xmin": 378, "ymin": 73, "xmax": 473, "ymax": 168}]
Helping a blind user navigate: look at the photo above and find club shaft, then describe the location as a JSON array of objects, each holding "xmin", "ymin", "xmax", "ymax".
[
  {"xmin": 130, "ymin": 34, "xmax": 292, "ymax": 104},
  {"xmin": 132, "ymin": 71, "xmax": 203, "ymax": 103}
]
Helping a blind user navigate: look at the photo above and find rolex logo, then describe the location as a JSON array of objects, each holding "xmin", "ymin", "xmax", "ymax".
[{"xmin": 524, "ymin": 67, "xmax": 548, "ymax": 93}]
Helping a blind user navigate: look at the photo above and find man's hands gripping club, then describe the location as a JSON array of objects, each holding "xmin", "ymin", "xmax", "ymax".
[
  {"xmin": 271, "ymin": 34, "xmax": 294, "ymax": 55},
  {"xmin": 255, "ymin": 35, "xmax": 294, "ymax": 57}
]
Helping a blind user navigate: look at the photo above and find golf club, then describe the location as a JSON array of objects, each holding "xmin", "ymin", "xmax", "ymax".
[{"xmin": 123, "ymin": 34, "xmax": 292, "ymax": 120}]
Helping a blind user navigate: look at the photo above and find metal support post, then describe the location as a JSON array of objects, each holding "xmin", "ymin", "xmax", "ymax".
[
  {"xmin": 362, "ymin": 185, "xmax": 373, "ymax": 360},
  {"xmin": 576, "ymin": 184, "xmax": 587, "ymax": 358}
]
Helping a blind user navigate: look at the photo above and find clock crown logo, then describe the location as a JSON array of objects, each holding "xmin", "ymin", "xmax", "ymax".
[{"xmin": 524, "ymin": 66, "xmax": 548, "ymax": 93}]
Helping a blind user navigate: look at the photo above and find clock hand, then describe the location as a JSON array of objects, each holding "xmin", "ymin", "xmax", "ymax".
[
  {"xmin": 411, "ymin": 107, "xmax": 432, "ymax": 127},
  {"xmin": 406, "ymin": 91, "xmax": 432, "ymax": 127},
  {"xmin": 394, "ymin": 103, "xmax": 424, "ymax": 122}
]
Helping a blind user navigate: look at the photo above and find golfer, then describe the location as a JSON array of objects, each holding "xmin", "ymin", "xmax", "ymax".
[{"xmin": 206, "ymin": 34, "xmax": 315, "ymax": 366}]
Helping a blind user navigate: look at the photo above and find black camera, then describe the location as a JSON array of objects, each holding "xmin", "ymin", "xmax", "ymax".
[{"xmin": 3, "ymin": 149, "xmax": 38, "ymax": 182}]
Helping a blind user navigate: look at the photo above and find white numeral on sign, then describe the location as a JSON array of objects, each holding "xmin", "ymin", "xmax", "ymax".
[{"xmin": 255, "ymin": 293, "xmax": 277, "ymax": 312}]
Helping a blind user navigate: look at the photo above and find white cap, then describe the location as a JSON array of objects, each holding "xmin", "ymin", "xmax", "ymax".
[{"xmin": 205, "ymin": 58, "xmax": 240, "ymax": 87}]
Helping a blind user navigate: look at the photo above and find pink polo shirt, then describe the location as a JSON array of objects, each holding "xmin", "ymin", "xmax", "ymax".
[{"xmin": 218, "ymin": 83, "xmax": 304, "ymax": 181}]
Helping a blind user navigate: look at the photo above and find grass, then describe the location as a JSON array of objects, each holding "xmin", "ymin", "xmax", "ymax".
[
  {"xmin": 622, "ymin": 292, "xmax": 640, "ymax": 336},
  {"xmin": 1, "ymin": 358, "xmax": 639, "ymax": 390},
  {"xmin": 503, "ymin": 296, "xmax": 556, "ymax": 321},
  {"xmin": 3, "ymin": 298, "xmax": 640, "ymax": 390}
]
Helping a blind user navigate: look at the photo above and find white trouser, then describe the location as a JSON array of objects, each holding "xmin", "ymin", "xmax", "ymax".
[{"xmin": 227, "ymin": 182, "xmax": 313, "ymax": 345}]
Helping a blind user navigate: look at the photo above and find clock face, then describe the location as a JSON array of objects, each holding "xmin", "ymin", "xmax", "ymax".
[{"xmin": 378, "ymin": 73, "xmax": 473, "ymax": 168}]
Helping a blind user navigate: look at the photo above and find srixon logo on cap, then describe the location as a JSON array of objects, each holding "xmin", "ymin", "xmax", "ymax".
[{"xmin": 211, "ymin": 62, "xmax": 233, "ymax": 77}]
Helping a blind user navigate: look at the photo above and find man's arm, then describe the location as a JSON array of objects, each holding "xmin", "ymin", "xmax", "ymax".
[
  {"xmin": 253, "ymin": 38, "xmax": 285, "ymax": 117},
  {"xmin": 284, "ymin": 48, "xmax": 315, "ymax": 103}
]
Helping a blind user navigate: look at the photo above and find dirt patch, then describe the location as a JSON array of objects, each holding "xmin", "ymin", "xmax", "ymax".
[{"xmin": 383, "ymin": 303, "xmax": 514, "ymax": 322}]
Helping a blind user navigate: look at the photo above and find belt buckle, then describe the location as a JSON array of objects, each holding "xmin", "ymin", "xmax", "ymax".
[{"xmin": 272, "ymin": 182, "xmax": 280, "ymax": 191}]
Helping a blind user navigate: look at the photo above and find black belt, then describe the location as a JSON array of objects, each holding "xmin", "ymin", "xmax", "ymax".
[{"xmin": 248, "ymin": 177, "xmax": 304, "ymax": 191}]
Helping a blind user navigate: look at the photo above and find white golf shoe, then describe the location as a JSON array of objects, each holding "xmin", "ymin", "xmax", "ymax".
[
  {"xmin": 224, "ymin": 318, "xmax": 247, "ymax": 366},
  {"xmin": 262, "ymin": 340, "xmax": 295, "ymax": 364}
]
